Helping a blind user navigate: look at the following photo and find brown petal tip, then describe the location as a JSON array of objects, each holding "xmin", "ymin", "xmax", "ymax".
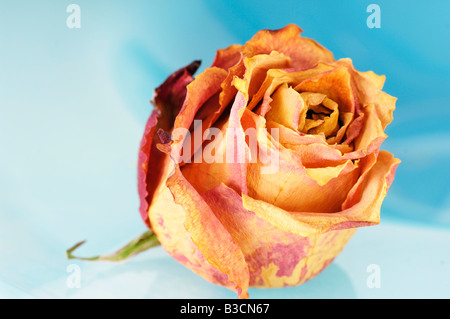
[{"xmin": 187, "ymin": 60, "xmax": 202, "ymax": 75}]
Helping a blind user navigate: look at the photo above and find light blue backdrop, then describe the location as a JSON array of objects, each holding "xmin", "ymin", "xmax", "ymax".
[{"xmin": 1, "ymin": 0, "xmax": 449, "ymax": 298}]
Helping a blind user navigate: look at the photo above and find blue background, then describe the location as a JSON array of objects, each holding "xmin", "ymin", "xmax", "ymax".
[{"xmin": 1, "ymin": 0, "xmax": 449, "ymax": 298}]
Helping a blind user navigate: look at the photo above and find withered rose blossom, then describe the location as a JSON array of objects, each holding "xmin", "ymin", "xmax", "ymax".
[{"xmin": 137, "ymin": 24, "xmax": 400, "ymax": 298}]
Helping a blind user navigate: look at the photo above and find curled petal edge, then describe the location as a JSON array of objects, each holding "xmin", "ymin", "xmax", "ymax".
[{"xmin": 242, "ymin": 151, "xmax": 401, "ymax": 237}]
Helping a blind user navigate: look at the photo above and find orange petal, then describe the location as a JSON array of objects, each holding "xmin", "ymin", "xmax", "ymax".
[
  {"xmin": 232, "ymin": 51, "xmax": 291, "ymax": 102},
  {"xmin": 248, "ymin": 63, "xmax": 336, "ymax": 113},
  {"xmin": 211, "ymin": 44, "xmax": 243, "ymax": 70},
  {"xmin": 173, "ymin": 67, "xmax": 227, "ymax": 135},
  {"xmin": 176, "ymin": 91, "xmax": 222, "ymax": 165},
  {"xmin": 274, "ymin": 103, "xmax": 387, "ymax": 163},
  {"xmin": 265, "ymin": 83, "xmax": 304, "ymax": 131},
  {"xmin": 202, "ymin": 183, "xmax": 356, "ymax": 287},
  {"xmin": 170, "ymin": 67, "xmax": 227, "ymax": 162},
  {"xmin": 181, "ymin": 117, "xmax": 233, "ymax": 194},
  {"xmin": 374, "ymin": 91, "xmax": 397, "ymax": 130},
  {"xmin": 338, "ymin": 58, "xmax": 396, "ymax": 129},
  {"xmin": 183, "ymin": 59, "xmax": 252, "ymax": 163},
  {"xmin": 304, "ymin": 118, "xmax": 324, "ymax": 131},
  {"xmin": 246, "ymin": 135, "xmax": 361, "ymax": 213},
  {"xmin": 303, "ymin": 96, "xmax": 340, "ymax": 137},
  {"xmin": 327, "ymin": 112, "xmax": 354, "ymax": 145},
  {"xmin": 267, "ymin": 121, "xmax": 351, "ymax": 167},
  {"xmin": 242, "ymin": 24, "xmax": 334, "ymax": 68},
  {"xmin": 181, "ymin": 92, "xmax": 250, "ymax": 195},
  {"xmin": 294, "ymin": 65, "xmax": 355, "ymax": 113},
  {"xmin": 342, "ymin": 152, "xmax": 378, "ymax": 209},
  {"xmin": 341, "ymin": 113, "xmax": 364, "ymax": 146},
  {"xmin": 293, "ymin": 142, "xmax": 352, "ymax": 166},
  {"xmin": 219, "ymin": 56, "xmax": 246, "ymax": 110},
  {"xmin": 305, "ymin": 160, "xmax": 357, "ymax": 187},
  {"xmin": 242, "ymin": 150, "xmax": 400, "ymax": 236},
  {"xmin": 352, "ymin": 104, "xmax": 387, "ymax": 155},
  {"xmin": 166, "ymin": 167, "xmax": 250, "ymax": 298}
]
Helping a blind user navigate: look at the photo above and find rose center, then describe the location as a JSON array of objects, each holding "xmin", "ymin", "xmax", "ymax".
[{"xmin": 298, "ymin": 92, "xmax": 339, "ymax": 139}]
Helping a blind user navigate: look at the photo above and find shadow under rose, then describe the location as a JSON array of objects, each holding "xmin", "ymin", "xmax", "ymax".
[
  {"xmin": 62, "ymin": 247, "xmax": 355, "ymax": 299},
  {"xmin": 61, "ymin": 247, "xmax": 235, "ymax": 298},
  {"xmin": 248, "ymin": 262, "xmax": 356, "ymax": 299}
]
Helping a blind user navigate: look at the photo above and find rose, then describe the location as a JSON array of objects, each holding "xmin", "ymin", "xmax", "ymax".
[{"xmin": 137, "ymin": 24, "xmax": 400, "ymax": 298}]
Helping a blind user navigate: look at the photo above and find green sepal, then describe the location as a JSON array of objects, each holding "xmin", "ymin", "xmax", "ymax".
[{"xmin": 66, "ymin": 229, "xmax": 160, "ymax": 262}]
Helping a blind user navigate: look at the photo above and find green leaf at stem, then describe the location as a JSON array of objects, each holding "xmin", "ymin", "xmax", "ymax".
[{"xmin": 66, "ymin": 229, "xmax": 160, "ymax": 262}]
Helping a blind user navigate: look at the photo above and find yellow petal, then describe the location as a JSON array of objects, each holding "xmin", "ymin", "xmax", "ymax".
[
  {"xmin": 305, "ymin": 160, "xmax": 355, "ymax": 187},
  {"xmin": 265, "ymin": 83, "xmax": 305, "ymax": 130}
]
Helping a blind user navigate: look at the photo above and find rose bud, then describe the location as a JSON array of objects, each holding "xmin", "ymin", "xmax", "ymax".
[{"xmin": 137, "ymin": 24, "xmax": 400, "ymax": 299}]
